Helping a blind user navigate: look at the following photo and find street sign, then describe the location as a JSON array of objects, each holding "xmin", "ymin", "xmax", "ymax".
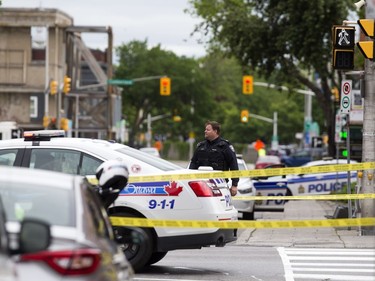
[
  {"xmin": 107, "ymin": 79, "xmax": 133, "ymax": 85},
  {"xmin": 340, "ymin": 80, "xmax": 352, "ymax": 114}
]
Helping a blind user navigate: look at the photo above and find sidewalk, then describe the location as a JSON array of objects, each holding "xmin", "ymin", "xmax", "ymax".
[{"xmin": 236, "ymin": 200, "xmax": 375, "ymax": 249}]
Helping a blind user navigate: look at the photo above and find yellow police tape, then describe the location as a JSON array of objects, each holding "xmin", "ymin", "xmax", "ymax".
[
  {"xmin": 128, "ymin": 162, "xmax": 375, "ymax": 183},
  {"xmin": 233, "ymin": 193, "xmax": 375, "ymax": 201},
  {"xmin": 110, "ymin": 216, "xmax": 375, "ymax": 229}
]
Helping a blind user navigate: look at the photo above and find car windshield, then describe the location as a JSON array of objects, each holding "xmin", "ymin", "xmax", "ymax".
[
  {"xmin": 115, "ymin": 147, "xmax": 183, "ymax": 171},
  {"xmin": 0, "ymin": 182, "xmax": 75, "ymax": 227}
]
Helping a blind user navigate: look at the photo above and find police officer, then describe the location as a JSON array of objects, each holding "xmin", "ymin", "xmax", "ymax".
[{"xmin": 189, "ymin": 121, "xmax": 239, "ymax": 196}]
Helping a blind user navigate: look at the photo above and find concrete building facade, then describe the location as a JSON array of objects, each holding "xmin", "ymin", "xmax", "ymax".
[{"xmin": 0, "ymin": 7, "xmax": 120, "ymax": 139}]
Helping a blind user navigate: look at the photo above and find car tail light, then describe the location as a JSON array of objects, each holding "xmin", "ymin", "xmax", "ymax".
[
  {"xmin": 20, "ymin": 249, "xmax": 101, "ymax": 275},
  {"xmin": 189, "ymin": 180, "xmax": 222, "ymax": 197}
]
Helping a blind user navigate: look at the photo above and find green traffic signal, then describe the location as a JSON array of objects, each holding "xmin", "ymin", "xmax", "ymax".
[
  {"xmin": 341, "ymin": 149, "xmax": 348, "ymax": 157},
  {"xmin": 340, "ymin": 131, "xmax": 347, "ymax": 139}
]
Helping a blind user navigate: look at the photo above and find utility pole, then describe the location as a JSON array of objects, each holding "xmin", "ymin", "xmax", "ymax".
[
  {"xmin": 360, "ymin": 0, "xmax": 375, "ymax": 235},
  {"xmin": 145, "ymin": 113, "xmax": 171, "ymax": 147},
  {"xmin": 249, "ymin": 111, "xmax": 278, "ymax": 151}
]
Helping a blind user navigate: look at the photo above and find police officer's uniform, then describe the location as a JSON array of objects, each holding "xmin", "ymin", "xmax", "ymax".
[{"xmin": 189, "ymin": 136, "xmax": 239, "ymax": 186}]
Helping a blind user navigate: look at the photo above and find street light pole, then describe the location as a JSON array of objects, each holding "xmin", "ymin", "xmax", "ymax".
[
  {"xmin": 145, "ymin": 113, "xmax": 171, "ymax": 147},
  {"xmin": 249, "ymin": 111, "xmax": 278, "ymax": 151},
  {"xmin": 254, "ymin": 81, "xmax": 314, "ymax": 148}
]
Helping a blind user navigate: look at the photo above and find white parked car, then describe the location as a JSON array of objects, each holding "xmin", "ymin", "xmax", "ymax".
[
  {"xmin": 231, "ymin": 155, "xmax": 256, "ymax": 220},
  {"xmin": 0, "ymin": 166, "xmax": 133, "ymax": 281},
  {"xmin": 253, "ymin": 158, "xmax": 358, "ymax": 211},
  {"xmin": 0, "ymin": 130, "xmax": 238, "ymax": 271},
  {"xmin": 0, "ymin": 199, "xmax": 53, "ymax": 281}
]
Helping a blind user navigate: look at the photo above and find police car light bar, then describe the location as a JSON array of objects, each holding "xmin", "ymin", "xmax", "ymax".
[{"xmin": 24, "ymin": 130, "xmax": 65, "ymax": 141}]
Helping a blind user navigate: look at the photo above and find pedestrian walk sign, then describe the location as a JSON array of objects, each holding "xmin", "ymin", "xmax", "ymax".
[{"xmin": 331, "ymin": 26, "xmax": 355, "ymax": 70}]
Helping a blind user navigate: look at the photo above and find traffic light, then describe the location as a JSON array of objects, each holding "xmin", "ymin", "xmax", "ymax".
[
  {"xmin": 60, "ymin": 118, "xmax": 69, "ymax": 131},
  {"xmin": 340, "ymin": 130, "xmax": 348, "ymax": 140},
  {"xmin": 173, "ymin": 115, "xmax": 181, "ymax": 122},
  {"xmin": 50, "ymin": 80, "xmax": 58, "ymax": 95},
  {"xmin": 241, "ymin": 110, "xmax": 249, "ymax": 123},
  {"xmin": 43, "ymin": 116, "xmax": 50, "ymax": 128},
  {"xmin": 341, "ymin": 148, "xmax": 348, "ymax": 157},
  {"xmin": 63, "ymin": 75, "xmax": 71, "ymax": 94},
  {"xmin": 160, "ymin": 77, "xmax": 171, "ymax": 96},
  {"xmin": 242, "ymin": 75, "xmax": 253, "ymax": 94},
  {"xmin": 357, "ymin": 19, "xmax": 374, "ymax": 60},
  {"xmin": 331, "ymin": 25, "xmax": 355, "ymax": 70},
  {"xmin": 331, "ymin": 87, "xmax": 339, "ymax": 102}
]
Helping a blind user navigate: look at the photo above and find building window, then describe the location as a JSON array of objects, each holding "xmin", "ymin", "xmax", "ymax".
[
  {"xmin": 30, "ymin": 96, "xmax": 38, "ymax": 118},
  {"xmin": 31, "ymin": 26, "xmax": 47, "ymax": 62}
]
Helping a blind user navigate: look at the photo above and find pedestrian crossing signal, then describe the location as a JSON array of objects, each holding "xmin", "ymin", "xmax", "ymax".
[
  {"xmin": 242, "ymin": 76, "xmax": 253, "ymax": 94},
  {"xmin": 331, "ymin": 26, "xmax": 355, "ymax": 70},
  {"xmin": 160, "ymin": 77, "xmax": 171, "ymax": 96}
]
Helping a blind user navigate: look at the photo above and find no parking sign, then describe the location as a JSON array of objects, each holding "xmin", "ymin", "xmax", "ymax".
[{"xmin": 340, "ymin": 80, "xmax": 352, "ymax": 114}]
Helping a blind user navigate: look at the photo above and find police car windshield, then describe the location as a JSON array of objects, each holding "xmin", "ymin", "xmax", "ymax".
[{"xmin": 115, "ymin": 147, "xmax": 183, "ymax": 171}]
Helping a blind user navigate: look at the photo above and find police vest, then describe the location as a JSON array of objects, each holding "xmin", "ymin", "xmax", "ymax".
[{"xmin": 195, "ymin": 139, "xmax": 229, "ymax": 171}]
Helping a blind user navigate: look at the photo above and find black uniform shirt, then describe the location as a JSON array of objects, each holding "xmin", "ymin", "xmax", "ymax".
[{"xmin": 189, "ymin": 137, "xmax": 239, "ymax": 186}]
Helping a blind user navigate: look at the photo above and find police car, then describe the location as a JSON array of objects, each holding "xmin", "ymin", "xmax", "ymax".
[
  {"xmin": 253, "ymin": 158, "xmax": 358, "ymax": 211},
  {"xmin": 0, "ymin": 130, "xmax": 238, "ymax": 271}
]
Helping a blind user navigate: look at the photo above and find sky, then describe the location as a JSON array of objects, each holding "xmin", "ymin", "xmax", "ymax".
[{"xmin": 2, "ymin": 0, "xmax": 207, "ymax": 58}]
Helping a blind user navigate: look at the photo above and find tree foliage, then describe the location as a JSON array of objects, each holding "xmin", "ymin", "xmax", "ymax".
[
  {"xmin": 188, "ymin": 0, "xmax": 356, "ymax": 155},
  {"xmin": 115, "ymin": 41, "xmax": 307, "ymax": 147}
]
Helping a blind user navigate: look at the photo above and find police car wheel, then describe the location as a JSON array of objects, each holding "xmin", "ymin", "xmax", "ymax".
[
  {"xmin": 113, "ymin": 213, "xmax": 154, "ymax": 272},
  {"xmin": 146, "ymin": 251, "xmax": 168, "ymax": 266}
]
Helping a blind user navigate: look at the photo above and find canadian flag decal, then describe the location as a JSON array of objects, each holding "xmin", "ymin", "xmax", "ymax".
[{"xmin": 165, "ymin": 181, "xmax": 183, "ymax": 196}]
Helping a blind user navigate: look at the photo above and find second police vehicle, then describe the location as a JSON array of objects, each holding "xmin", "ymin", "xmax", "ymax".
[
  {"xmin": 0, "ymin": 130, "xmax": 238, "ymax": 271},
  {"xmin": 253, "ymin": 158, "xmax": 358, "ymax": 211}
]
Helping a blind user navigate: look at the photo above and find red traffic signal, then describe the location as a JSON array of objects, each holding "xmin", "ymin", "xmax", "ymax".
[
  {"xmin": 242, "ymin": 76, "xmax": 253, "ymax": 94},
  {"xmin": 160, "ymin": 77, "xmax": 171, "ymax": 96}
]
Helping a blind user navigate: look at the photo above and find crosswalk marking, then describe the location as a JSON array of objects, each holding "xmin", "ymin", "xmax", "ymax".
[{"xmin": 277, "ymin": 247, "xmax": 375, "ymax": 281}]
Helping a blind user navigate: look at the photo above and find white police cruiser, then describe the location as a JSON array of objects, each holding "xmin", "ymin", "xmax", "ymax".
[
  {"xmin": 0, "ymin": 130, "xmax": 238, "ymax": 271},
  {"xmin": 253, "ymin": 158, "xmax": 358, "ymax": 211}
]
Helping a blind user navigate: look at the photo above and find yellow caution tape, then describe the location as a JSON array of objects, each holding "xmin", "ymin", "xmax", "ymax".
[
  {"xmin": 110, "ymin": 216, "xmax": 375, "ymax": 229},
  {"xmin": 234, "ymin": 193, "xmax": 375, "ymax": 201},
  {"xmin": 128, "ymin": 162, "xmax": 375, "ymax": 183}
]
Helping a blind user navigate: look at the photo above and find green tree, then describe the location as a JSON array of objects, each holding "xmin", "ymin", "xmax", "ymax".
[
  {"xmin": 188, "ymin": 0, "xmax": 356, "ymax": 155},
  {"xmin": 115, "ymin": 40, "xmax": 215, "ymax": 146},
  {"xmin": 115, "ymin": 40, "xmax": 309, "ymax": 147}
]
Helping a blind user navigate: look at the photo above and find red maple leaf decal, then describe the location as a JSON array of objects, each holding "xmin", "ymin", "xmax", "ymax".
[{"xmin": 165, "ymin": 181, "xmax": 183, "ymax": 196}]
